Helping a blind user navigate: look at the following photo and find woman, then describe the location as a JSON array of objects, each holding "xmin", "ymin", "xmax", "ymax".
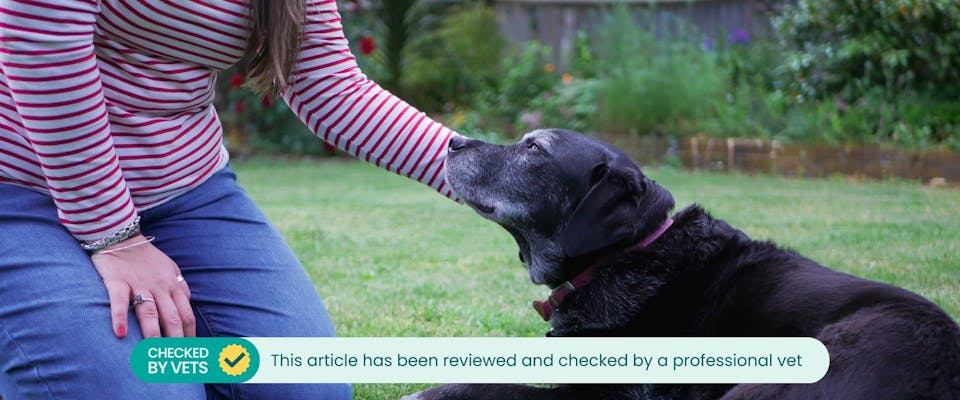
[{"xmin": 0, "ymin": 0, "xmax": 459, "ymax": 398}]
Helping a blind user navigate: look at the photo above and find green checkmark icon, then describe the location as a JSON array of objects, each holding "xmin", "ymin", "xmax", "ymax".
[{"xmin": 223, "ymin": 352, "xmax": 246, "ymax": 368}]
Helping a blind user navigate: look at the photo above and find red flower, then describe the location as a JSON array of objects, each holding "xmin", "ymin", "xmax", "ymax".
[
  {"xmin": 359, "ymin": 36, "xmax": 376, "ymax": 55},
  {"xmin": 230, "ymin": 73, "xmax": 244, "ymax": 89},
  {"xmin": 261, "ymin": 95, "xmax": 272, "ymax": 108},
  {"xmin": 234, "ymin": 102, "xmax": 245, "ymax": 115}
]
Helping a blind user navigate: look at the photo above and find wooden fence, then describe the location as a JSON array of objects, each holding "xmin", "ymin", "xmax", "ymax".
[{"xmin": 493, "ymin": 0, "xmax": 776, "ymax": 69}]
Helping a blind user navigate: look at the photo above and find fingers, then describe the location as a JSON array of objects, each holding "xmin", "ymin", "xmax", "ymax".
[
  {"xmin": 133, "ymin": 291, "xmax": 194, "ymax": 338},
  {"xmin": 174, "ymin": 273, "xmax": 196, "ymax": 337},
  {"xmin": 173, "ymin": 287, "xmax": 196, "ymax": 337},
  {"xmin": 177, "ymin": 274, "xmax": 192, "ymax": 299},
  {"xmin": 154, "ymin": 293, "xmax": 184, "ymax": 338},
  {"xmin": 105, "ymin": 280, "xmax": 130, "ymax": 338},
  {"xmin": 131, "ymin": 278, "xmax": 194, "ymax": 338},
  {"xmin": 133, "ymin": 291, "xmax": 162, "ymax": 338}
]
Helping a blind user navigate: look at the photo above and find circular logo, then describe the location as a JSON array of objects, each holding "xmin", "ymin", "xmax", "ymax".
[{"xmin": 218, "ymin": 344, "xmax": 251, "ymax": 376}]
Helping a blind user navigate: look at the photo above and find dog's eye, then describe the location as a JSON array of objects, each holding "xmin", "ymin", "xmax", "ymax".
[{"xmin": 526, "ymin": 142, "xmax": 541, "ymax": 151}]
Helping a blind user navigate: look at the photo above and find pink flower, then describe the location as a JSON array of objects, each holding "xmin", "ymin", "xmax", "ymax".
[
  {"xmin": 344, "ymin": 0, "xmax": 360, "ymax": 13},
  {"xmin": 234, "ymin": 102, "xmax": 245, "ymax": 115},
  {"xmin": 836, "ymin": 99, "xmax": 849, "ymax": 112}
]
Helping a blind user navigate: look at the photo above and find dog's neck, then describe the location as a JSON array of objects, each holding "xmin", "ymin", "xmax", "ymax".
[
  {"xmin": 533, "ymin": 217, "xmax": 674, "ymax": 321},
  {"xmin": 545, "ymin": 206, "xmax": 752, "ymax": 337}
]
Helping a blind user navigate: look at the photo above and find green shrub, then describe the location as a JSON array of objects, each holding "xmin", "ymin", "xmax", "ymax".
[
  {"xmin": 827, "ymin": 92, "xmax": 960, "ymax": 148},
  {"xmin": 774, "ymin": 0, "xmax": 960, "ymax": 101},
  {"xmin": 402, "ymin": 2, "xmax": 506, "ymax": 111},
  {"xmin": 717, "ymin": 38, "xmax": 785, "ymax": 91},
  {"xmin": 218, "ymin": 72, "xmax": 330, "ymax": 156},
  {"xmin": 703, "ymin": 84, "xmax": 960, "ymax": 150},
  {"xmin": 476, "ymin": 41, "xmax": 558, "ymax": 132},
  {"xmin": 524, "ymin": 78, "xmax": 600, "ymax": 134},
  {"xmin": 443, "ymin": 110, "xmax": 512, "ymax": 144},
  {"xmin": 702, "ymin": 84, "xmax": 784, "ymax": 140},
  {"xmin": 569, "ymin": 30, "xmax": 599, "ymax": 80},
  {"xmin": 339, "ymin": 1, "xmax": 392, "ymax": 87},
  {"xmin": 375, "ymin": 0, "xmax": 424, "ymax": 96},
  {"xmin": 593, "ymin": 4, "xmax": 728, "ymax": 135}
]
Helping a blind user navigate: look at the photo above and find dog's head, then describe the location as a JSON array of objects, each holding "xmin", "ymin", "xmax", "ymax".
[{"xmin": 445, "ymin": 129, "xmax": 674, "ymax": 287}]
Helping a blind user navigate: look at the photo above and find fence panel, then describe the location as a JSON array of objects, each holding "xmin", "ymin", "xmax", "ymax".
[{"xmin": 493, "ymin": 0, "xmax": 775, "ymax": 69}]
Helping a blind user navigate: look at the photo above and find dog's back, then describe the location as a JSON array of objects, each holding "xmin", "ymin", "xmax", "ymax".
[{"xmin": 587, "ymin": 206, "xmax": 960, "ymax": 399}]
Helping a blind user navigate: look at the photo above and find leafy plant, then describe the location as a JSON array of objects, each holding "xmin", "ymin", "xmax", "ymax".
[
  {"xmin": 442, "ymin": 110, "xmax": 511, "ymax": 144},
  {"xmin": 402, "ymin": 2, "xmax": 506, "ymax": 111},
  {"xmin": 377, "ymin": 0, "xmax": 421, "ymax": 95},
  {"xmin": 476, "ymin": 40, "xmax": 558, "ymax": 133},
  {"xmin": 593, "ymin": 4, "xmax": 727, "ymax": 135},
  {"xmin": 716, "ymin": 37, "xmax": 785, "ymax": 90},
  {"xmin": 569, "ymin": 30, "xmax": 599, "ymax": 80},
  {"xmin": 774, "ymin": 0, "xmax": 960, "ymax": 101},
  {"xmin": 219, "ymin": 71, "xmax": 331, "ymax": 155},
  {"xmin": 525, "ymin": 78, "xmax": 599, "ymax": 134}
]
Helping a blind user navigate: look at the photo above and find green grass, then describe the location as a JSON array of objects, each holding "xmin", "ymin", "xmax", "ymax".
[{"xmin": 234, "ymin": 159, "xmax": 960, "ymax": 400}]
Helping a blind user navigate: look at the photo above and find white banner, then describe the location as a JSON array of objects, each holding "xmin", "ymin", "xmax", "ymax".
[{"xmin": 243, "ymin": 337, "xmax": 829, "ymax": 384}]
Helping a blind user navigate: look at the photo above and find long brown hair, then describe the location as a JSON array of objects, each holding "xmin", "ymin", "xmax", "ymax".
[{"xmin": 244, "ymin": 0, "xmax": 306, "ymax": 98}]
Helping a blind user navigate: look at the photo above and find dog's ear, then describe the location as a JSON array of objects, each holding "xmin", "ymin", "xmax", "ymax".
[{"xmin": 560, "ymin": 160, "xmax": 674, "ymax": 259}]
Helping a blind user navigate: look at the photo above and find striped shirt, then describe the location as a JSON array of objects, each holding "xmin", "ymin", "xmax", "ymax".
[{"xmin": 0, "ymin": 0, "xmax": 458, "ymax": 242}]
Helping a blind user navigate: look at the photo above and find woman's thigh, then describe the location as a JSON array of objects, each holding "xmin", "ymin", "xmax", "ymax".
[
  {"xmin": 0, "ymin": 184, "xmax": 205, "ymax": 399},
  {"xmin": 0, "ymin": 167, "xmax": 351, "ymax": 400},
  {"xmin": 141, "ymin": 167, "xmax": 350, "ymax": 399}
]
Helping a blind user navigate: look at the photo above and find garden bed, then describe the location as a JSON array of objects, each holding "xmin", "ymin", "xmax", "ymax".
[{"xmin": 607, "ymin": 134, "xmax": 960, "ymax": 186}]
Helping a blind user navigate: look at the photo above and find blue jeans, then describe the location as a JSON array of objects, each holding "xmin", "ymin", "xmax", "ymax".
[{"xmin": 0, "ymin": 167, "xmax": 351, "ymax": 399}]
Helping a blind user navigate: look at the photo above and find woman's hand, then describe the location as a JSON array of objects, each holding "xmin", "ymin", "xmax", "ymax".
[{"xmin": 91, "ymin": 234, "xmax": 196, "ymax": 338}]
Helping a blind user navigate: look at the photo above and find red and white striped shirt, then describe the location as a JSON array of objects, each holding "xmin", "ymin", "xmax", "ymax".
[{"xmin": 0, "ymin": 0, "xmax": 458, "ymax": 241}]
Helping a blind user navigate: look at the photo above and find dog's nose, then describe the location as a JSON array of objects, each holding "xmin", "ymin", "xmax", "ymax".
[{"xmin": 448, "ymin": 135, "xmax": 470, "ymax": 152}]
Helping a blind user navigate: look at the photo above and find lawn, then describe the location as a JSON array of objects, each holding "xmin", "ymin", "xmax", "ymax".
[{"xmin": 234, "ymin": 159, "xmax": 960, "ymax": 400}]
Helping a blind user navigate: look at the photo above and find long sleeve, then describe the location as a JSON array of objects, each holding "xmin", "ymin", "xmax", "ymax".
[
  {"xmin": 0, "ymin": 0, "xmax": 138, "ymax": 241},
  {"xmin": 282, "ymin": 0, "xmax": 458, "ymax": 199}
]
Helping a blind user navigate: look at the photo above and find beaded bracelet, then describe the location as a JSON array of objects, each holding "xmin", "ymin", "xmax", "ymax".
[{"xmin": 80, "ymin": 216, "xmax": 142, "ymax": 252}]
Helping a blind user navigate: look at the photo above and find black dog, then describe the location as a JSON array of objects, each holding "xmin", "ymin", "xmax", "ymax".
[{"xmin": 405, "ymin": 129, "xmax": 960, "ymax": 400}]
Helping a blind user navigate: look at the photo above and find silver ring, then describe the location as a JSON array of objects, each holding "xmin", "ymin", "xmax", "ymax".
[
  {"xmin": 132, "ymin": 294, "xmax": 155, "ymax": 307},
  {"xmin": 176, "ymin": 275, "xmax": 184, "ymax": 283}
]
